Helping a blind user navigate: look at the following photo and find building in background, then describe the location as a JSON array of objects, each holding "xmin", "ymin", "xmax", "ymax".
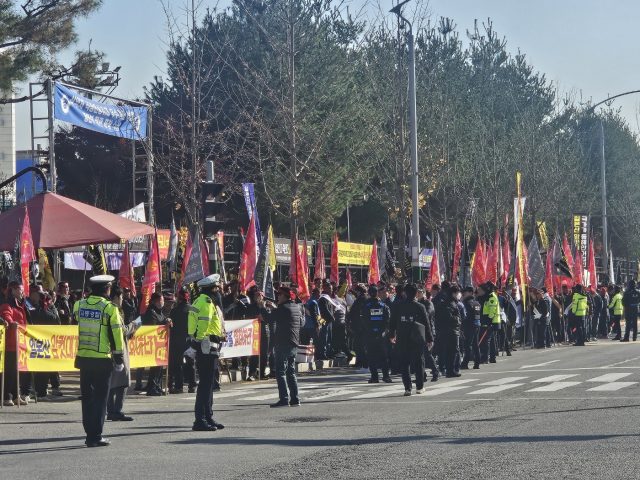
[
  {"xmin": 15, "ymin": 149, "xmax": 44, "ymax": 201},
  {"xmin": 0, "ymin": 95, "xmax": 16, "ymax": 207}
]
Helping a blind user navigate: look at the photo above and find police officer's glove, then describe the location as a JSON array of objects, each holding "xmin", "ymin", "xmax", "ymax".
[
  {"xmin": 210, "ymin": 334, "xmax": 222, "ymax": 343},
  {"xmin": 112, "ymin": 353, "xmax": 124, "ymax": 365}
]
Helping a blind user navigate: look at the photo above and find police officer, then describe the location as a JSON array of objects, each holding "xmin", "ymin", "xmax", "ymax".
[
  {"xmin": 360, "ymin": 286, "xmax": 392, "ymax": 384},
  {"xmin": 570, "ymin": 284, "xmax": 587, "ymax": 346},
  {"xmin": 478, "ymin": 282, "xmax": 500, "ymax": 363},
  {"xmin": 389, "ymin": 284, "xmax": 431, "ymax": 396},
  {"xmin": 461, "ymin": 286, "xmax": 481, "ymax": 370},
  {"xmin": 73, "ymin": 275, "xmax": 125, "ymax": 447},
  {"xmin": 609, "ymin": 286, "xmax": 623, "ymax": 340},
  {"xmin": 434, "ymin": 285, "xmax": 462, "ymax": 378},
  {"xmin": 188, "ymin": 274, "xmax": 226, "ymax": 432},
  {"xmin": 621, "ymin": 280, "xmax": 640, "ymax": 342}
]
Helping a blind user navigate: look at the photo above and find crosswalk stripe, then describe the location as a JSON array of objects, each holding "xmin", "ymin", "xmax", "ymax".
[
  {"xmin": 468, "ymin": 384, "xmax": 524, "ymax": 395},
  {"xmin": 305, "ymin": 389, "xmax": 363, "ymax": 401},
  {"xmin": 586, "ymin": 382, "xmax": 637, "ymax": 392},
  {"xmin": 430, "ymin": 379, "xmax": 477, "ymax": 388},
  {"xmin": 531, "ymin": 374, "xmax": 580, "ymax": 383},
  {"xmin": 587, "ymin": 373, "xmax": 633, "ymax": 382},
  {"xmin": 419, "ymin": 386, "xmax": 471, "ymax": 396},
  {"xmin": 526, "ymin": 381, "xmax": 582, "ymax": 392},
  {"xmin": 477, "ymin": 377, "xmax": 528, "ymax": 386},
  {"xmin": 351, "ymin": 387, "xmax": 402, "ymax": 399}
]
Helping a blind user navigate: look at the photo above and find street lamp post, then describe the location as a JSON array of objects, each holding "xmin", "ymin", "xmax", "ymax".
[{"xmin": 390, "ymin": 0, "xmax": 420, "ymax": 277}]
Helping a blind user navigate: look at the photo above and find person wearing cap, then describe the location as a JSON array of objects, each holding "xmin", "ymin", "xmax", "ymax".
[
  {"xmin": 596, "ymin": 285, "xmax": 610, "ymax": 339},
  {"xmin": 317, "ymin": 282, "xmax": 335, "ymax": 360},
  {"xmin": 416, "ymin": 286, "xmax": 438, "ymax": 381},
  {"xmin": 121, "ymin": 287, "xmax": 138, "ymax": 326},
  {"xmin": 531, "ymin": 288, "xmax": 549, "ymax": 349},
  {"xmin": 0, "ymin": 280, "xmax": 31, "ymax": 406},
  {"xmin": 302, "ymin": 287, "xmax": 322, "ymax": 347},
  {"xmin": 461, "ymin": 286, "xmax": 481, "ymax": 370},
  {"xmin": 245, "ymin": 287, "xmax": 274, "ymax": 381},
  {"xmin": 259, "ymin": 285, "xmax": 302, "ymax": 407},
  {"xmin": 168, "ymin": 288, "xmax": 193, "ymax": 393},
  {"xmin": 389, "ymin": 284, "xmax": 432, "ymax": 395},
  {"xmin": 347, "ymin": 285, "xmax": 369, "ymax": 372},
  {"xmin": 222, "ymin": 280, "xmax": 249, "ymax": 320},
  {"xmin": 360, "ymin": 285, "xmax": 392, "ymax": 384},
  {"xmin": 188, "ymin": 274, "xmax": 226, "ymax": 431},
  {"xmin": 568, "ymin": 284, "xmax": 588, "ymax": 346},
  {"xmin": 142, "ymin": 292, "xmax": 173, "ymax": 396},
  {"xmin": 621, "ymin": 280, "xmax": 640, "ymax": 342},
  {"xmin": 162, "ymin": 293, "xmax": 176, "ymax": 317},
  {"xmin": 609, "ymin": 285, "xmax": 623, "ymax": 340},
  {"xmin": 72, "ymin": 275, "xmax": 125, "ymax": 447},
  {"xmin": 477, "ymin": 282, "xmax": 500, "ymax": 363},
  {"xmin": 434, "ymin": 285, "xmax": 463, "ymax": 378}
]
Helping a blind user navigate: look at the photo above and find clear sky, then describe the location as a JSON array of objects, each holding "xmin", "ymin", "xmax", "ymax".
[{"xmin": 14, "ymin": 0, "xmax": 640, "ymax": 149}]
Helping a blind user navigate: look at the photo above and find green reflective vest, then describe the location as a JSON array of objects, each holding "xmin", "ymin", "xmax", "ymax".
[
  {"xmin": 483, "ymin": 293, "xmax": 501, "ymax": 324},
  {"xmin": 188, "ymin": 294, "xmax": 222, "ymax": 340},
  {"xmin": 572, "ymin": 293, "xmax": 588, "ymax": 317},
  {"xmin": 610, "ymin": 293, "xmax": 623, "ymax": 316},
  {"xmin": 73, "ymin": 295, "xmax": 125, "ymax": 359}
]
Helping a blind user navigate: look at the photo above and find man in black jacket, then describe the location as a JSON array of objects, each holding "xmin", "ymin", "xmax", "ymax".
[
  {"xmin": 55, "ymin": 281, "xmax": 73, "ymax": 325},
  {"xmin": 347, "ymin": 285, "xmax": 368, "ymax": 370},
  {"xmin": 360, "ymin": 286, "xmax": 392, "ymax": 384},
  {"xmin": 461, "ymin": 287, "xmax": 481, "ymax": 370},
  {"xmin": 317, "ymin": 283, "xmax": 335, "ymax": 360},
  {"xmin": 434, "ymin": 285, "xmax": 462, "ymax": 378},
  {"xmin": 32, "ymin": 291, "xmax": 62, "ymax": 399},
  {"xmin": 622, "ymin": 280, "xmax": 640, "ymax": 342},
  {"xmin": 261, "ymin": 286, "xmax": 302, "ymax": 407},
  {"xmin": 121, "ymin": 288, "xmax": 137, "ymax": 326},
  {"xmin": 142, "ymin": 293, "xmax": 172, "ymax": 396},
  {"xmin": 417, "ymin": 286, "xmax": 439, "ymax": 381},
  {"xmin": 389, "ymin": 284, "xmax": 432, "ymax": 396},
  {"xmin": 169, "ymin": 289, "xmax": 191, "ymax": 393}
]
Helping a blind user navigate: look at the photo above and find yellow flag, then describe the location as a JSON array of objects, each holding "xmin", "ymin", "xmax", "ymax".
[
  {"xmin": 537, "ymin": 222, "xmax": 548, "ymax": 251},
  {"xmin": 268, "ymin": 225, "xmax": 276, "ymax": 273},
  {"xmin": 38, "ymin": 249, "xmax": 56, "ymax": 291}
]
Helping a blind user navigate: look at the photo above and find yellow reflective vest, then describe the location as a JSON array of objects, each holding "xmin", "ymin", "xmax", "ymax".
[
  {"xmin": 188, "ymin": 294, "xmax": 222, "ymax": 340},
  {"xmin": 572, "ymin": 293, "xmax": 588, "ymax": 317},
  {"xmin": 73, "ymin": 295, "xmax": 125, "ymax": 359},
  {"xmin": 483, "ymin": 292, "xmax": 501, "ymax": 324},
  {"xmin": 610, "ymin": 293, "xmax": 623, "ymax": 316}
]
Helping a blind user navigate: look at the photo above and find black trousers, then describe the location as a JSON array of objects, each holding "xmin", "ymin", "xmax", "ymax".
[
  {"xmin": 424, "ymin": 344, "xmax": 437, "ymax": 375},
  {"xmin": 250, "ymin": 321, "xmax": 272, "ymax": 376},
  {"xmin": 399, "ymin": 341, "xmax": 425, "ymax": 391},
  {"xmin": 2, "ymin": 350, "xmax": 17, "ymax": 400},
  {"xmin": 535, "ymin": 321, "xmax": 546, "ymax": 347},
  {"xmin": 444, "ymin": 332, "xmax": 460, "ymax": 375},
  {"xmin": 76, "ymin": 356, "xmax": 113, "ymax": 442},
  {"xmin": 332, "ymin": 322, "xmax": 349, "ymax": 356},
  {"xmin": 623, "ymin": 315, "xmax": 638, "ymax": 341},
  {"xmin": 366, "ymin": 335, "xmax": 389, "ymax": 380},
  {"xmin": 570, "ymin": 315, "xmax": 585, "ymax": 345},
  {"xmin": 611, "ymin": 314, "xmax": 622, "ymax": 338},
  {"xmin": 107, "ymin": 385, "xmax": 126, "ymax": 415},
  {"xmin": 462, "ymin": 326, "xmax": 480, "ymax": 367},
  {"xmin": 194, "ymin": 349, "xmax": 219, "ymax": 425},
  {"xmin": 168, "ymin": 351, "xmax": 185, "ymax": 390},
  {"xmin": 146, "ymin": 366, "xmax": 163, "ymax": 391},
  {"xmin": 183, "ymin": 356, "xmax": 197, "ymax": 389}
]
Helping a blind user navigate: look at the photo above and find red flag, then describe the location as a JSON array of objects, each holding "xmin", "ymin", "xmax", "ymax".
[
  {"xmin": 303, "ymin": 237, "xmax": 310, "ymax": 280},
  {"xmin": 314, "ymin": 239, "xmax": 326, "ymax": 280},
  {"xmin": 330, "ymin": 231, "xmax": 339, "ymax": 283},
  {"xmin": 368, "ymin": 238, "xmax": 380, "ymax": 285},
  {"xmin": 452, "ymin": 230, "xmax": 462, "ymax": 282},
  {"xmin": 574, "ymin": 248, "xmax": 584, "ymax": 285},
  {"xmin": 295, "ymin": 240, "xmax": 310, "ymax": 301},
  {"xmin": 118, "ymin": 242, "xmax": 136, "ymax": 294},
  {"xmin": 289, "ymin": 236, "xmax": 298, "ymax": 283},
  {"xmin": 502, "ymin": 228, "xmax": 511, "ymax": 285},
  {"xmin": 544, "ymin": 248, "xmax": 554, "ymax": 294},
  {"xmin": 178, "ymin": 232, "xmax": 193, "ymax": 291},
  {"xmin": 588, "ymin": 238, "xmax": 597, "ymax": 292},
  {"xmin": 20, "ymin": 207, "xmax": 35, "ymax": 292},
  {"xmin": 563, "ymin": 234, "xmax": 574, "ymax": 278},
  {"xmin": 471, "ymin": 239, "xmax": 485, "ymax": 288},
  {"xmin": 427, "ymin": 246, "xmax": 440, "ymax": 290},
  {"xmin": 346, "ymin": 269, "xmax": 352, "ymax": 289},
  {"xmin": 516, "ymin": 241, "xmax": 530, "ymax": 287},
  {"xmin": 238, "ymin": 214, "xmax": 258, "ymax": 292},
  {"xmin": 140, "ymin": 232, "xmax": 161, "ymax": 314}
]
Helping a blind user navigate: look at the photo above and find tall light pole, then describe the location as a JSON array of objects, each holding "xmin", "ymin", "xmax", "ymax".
[
  {"xmin": 390, "ymin": 0, "xmax": 420, "ymax": 276},
  {"xmin": 587, "ymin": 90, "xmax": 640, "ymax": 281}
]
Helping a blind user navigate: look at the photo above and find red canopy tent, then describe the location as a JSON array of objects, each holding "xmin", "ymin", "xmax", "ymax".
[{"xmin": 0, "ymin": 192, "xmax": 155, "ymax": 251}]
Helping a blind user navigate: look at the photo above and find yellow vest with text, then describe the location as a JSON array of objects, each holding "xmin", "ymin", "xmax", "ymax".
[
  {"xmin": 188, "ymin": 294, "xmax": 222, "ymax": 340},
  {"xmin": 572, "ymin": 293, "xmax": 588, "ymax": 318},
  {"xmin": 483, "ymin": 293, "xmax": 501, "ymax": 324},
  {"xmin": 610, "ymin": 293, "xmax": 623, "ymax": 316},
  {"xmin": 73, "ymin": 295, "xmax": 125, "ymax": 359}
]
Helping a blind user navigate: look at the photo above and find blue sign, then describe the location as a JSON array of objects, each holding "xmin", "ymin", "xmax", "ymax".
[
  {"xmin": 419, "ymin": 249, "xmax": 434, "ymax": 268},
  {"xmin": 242, "ymin": 183, "xmax": 262, "ymax": 248},
  {"xmin": 54, "ymin": 83, "xmax": 147, "ymax": 139}
]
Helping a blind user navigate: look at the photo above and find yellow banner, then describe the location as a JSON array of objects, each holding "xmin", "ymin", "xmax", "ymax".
[
  {"xmin": 0, "ymin": 326, "xmax": 5, "ymax": 374},
  {"xmin": 337, "ymin": 241, "xmax": 373, "ymax": 266},
  {"xmin": 17, "ymin": 325, "xmax": 169, "ymax": 372}
]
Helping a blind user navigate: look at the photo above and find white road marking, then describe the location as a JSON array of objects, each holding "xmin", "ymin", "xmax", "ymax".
[
  {"xmin": 420, "ymin": 386, "xmax": 471, "ymax": 396},
  {"xmin": 531, "ymin": 374, "xmax": 580, "ymax": 383},
  {"xmin": 519, "ymin": 360, "xmax": 560, "ymax": 369},
  {"xmin": 430, "ymin": 379, "xmax": 477, "ymax": 388},
  {"xmin": 477, "ymin": 377, "xmax": 528, "ymax": 386},
  {"xmin": 350, "ymin": 387, "xmax": 403, "ymax": 399},
  {"xmin": 526, "ymin": 381, "xmax": 582, "ymax": 392},
  {"xmin": 586, "ymin": 382, "xmax": 637, "ymax": 391},
  {"xmin": 306, "ymin": 389, "xmax": 362, "ymax": 401},
  {"xmin": 468, "ymin": 384, "xmax": 525, "ymax": 395},
  {"xmin": 586, "ymin": 373, "xmax": 633, "ymax": 382}
]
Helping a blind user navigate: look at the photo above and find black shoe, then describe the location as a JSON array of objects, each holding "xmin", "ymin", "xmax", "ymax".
[
  {"xmin": 382, "ymin": 377, "xmax": 393, "ymax": 383},
  {"xmin": 106, "ymin": 413, "xmax": 113, "ymax": 421},
  {"xmin": 271, "ymin": 399, "xmax": 290, "ymax": 408},
  {"xmin": 431, "ymin": 373, "xmax": 440, "ymax": 382},
  {"xmin": 473, "ymin": 364, "xmax": 480, "ymax": 369},
  {"xmin": 446, "ymin": 373, "xmax": 462, "ymax": 378},
  {"xmin": 146, "ymin": 388, "xmax": 162, "ymax": 396},
  {"xmin": 367, "ymin": 378, "xmax": 379, "ymax": 384},
  {"xmin": 86, "ymin": 437, "xmax": 111, "ymax": 447},
  {"xmin": 111, "ymin": 414, "xmax": 133, "ymax": 421},
  {"xmin": 169, "ymin": 388, "xmax": 183, "ymax": 394},
  {"xmin": 193, "ymin": 423, "xmax": 217, "ymax": 432},
  {"xmin": 489, "ymin": 359, "xmax": 497, "ymax": 363},
  {"xmin": 207, "ymin": 420, "xmax": 225, "ymax": 429},
  {"xmin": 213, "ymin": 387, "xmax": 221, "ymax": 392},
  {"xmin": 621, "ymin": 339, "xmax": 630, "ymax": 342},
  {"xmin": 133, "ymin": 385, "xmax": 143, "ymax": 392},
  {"xmin": 188, "ymin": 387, "xmax": 196, "ymax": 393},
  {"xmin": 460, "ymin": 364, "xmax": 469, "ymax": 370},
  {"xmin": 506, "ymin": 352, "xmax": 512, "ymax": 356},
  {"xmin": 289, "ymin": 399, "xmax": 301, "ymax": 407},
  {"xmin": 613, "ymin": 337, "xmax": 621, "ymax": 340}
]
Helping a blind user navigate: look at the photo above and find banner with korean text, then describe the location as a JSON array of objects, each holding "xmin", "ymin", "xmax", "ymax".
[
  {"xmin": 0, "ymin": 325, "xmax": 5, "ymax": 374},
  {"xmin": 16, "ymin": 325, "xmax": 169, "ymax": 372},
  {"xmin": 220, "ymin": 319, "xmax": 260, "ymax": 359},
  {"xmin": 337, "ymin": 242, "xmax": 373, "ymax": 266}
]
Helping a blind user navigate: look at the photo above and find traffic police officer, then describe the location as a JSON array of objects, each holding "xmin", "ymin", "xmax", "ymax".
[
  {"xmin": 570, "ymin": 284, "xmax": 587, "ymax": 346},
  {"xmin": 188, "ymin": 274, "xmax": 226, "ymax": 431},
  {"xmin": 73, "ymin": 275, "xmax": 125, "ymax": 447},
  {"xmin": 478, "ymin": 282, "xmax": 500, "ymax": 363},
  {"xmin": 609, "ymin": 286, "xmax": 623, "ymax": 340},
  {"xmin": 622, "ymin": 280, "xmax": 640, "ymax": 342},
  {"xmin": 360, "ymin": 285, "xmax": 392, "ymax": 383}
]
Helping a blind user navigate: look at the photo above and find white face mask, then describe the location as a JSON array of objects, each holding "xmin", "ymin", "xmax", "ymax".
[{"xmin": 455, "ymin": 293, "xmax": 462, "ymax": 301}]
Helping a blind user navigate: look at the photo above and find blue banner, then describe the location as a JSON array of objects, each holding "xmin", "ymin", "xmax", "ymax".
[
  {"xmin": 241, "ymin": 183, "xmax": 262, "ymax": 248},
  {"xmin": 419, "ymin": 249, "xmax": 434, "ymax": 268},
  {"xmin": 54, "ymin": 83, "xmax": 147, "ymax": 140}
]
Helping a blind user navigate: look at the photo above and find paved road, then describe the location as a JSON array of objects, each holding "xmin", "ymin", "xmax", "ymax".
[{"xmin": 3, "ymin": 341, "xmax": 640, "ymax": 479}]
